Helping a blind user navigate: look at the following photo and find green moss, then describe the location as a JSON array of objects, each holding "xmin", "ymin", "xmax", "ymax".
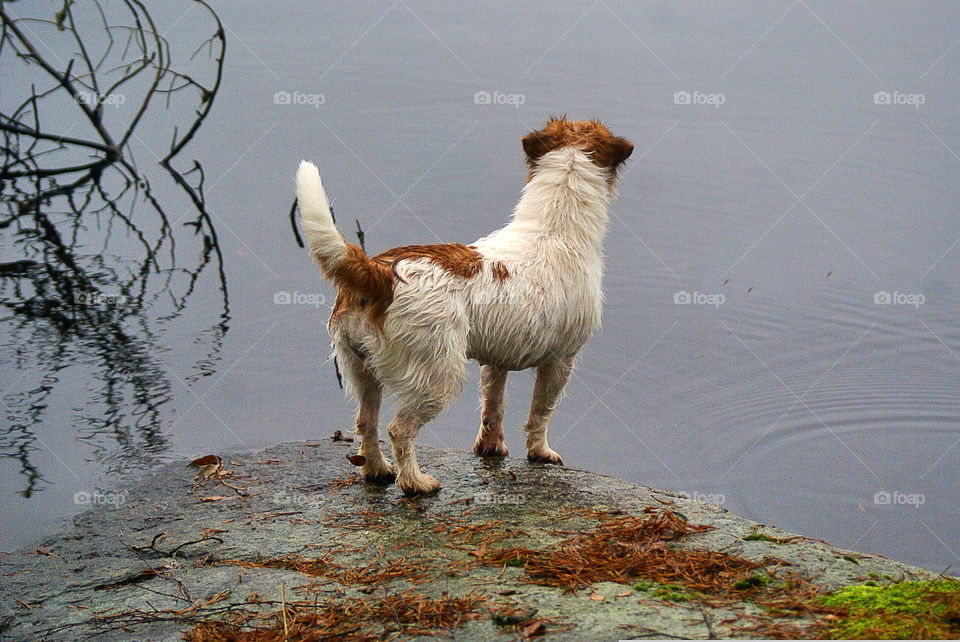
[
  {"xmin": 841, "ymin": 555, "xmax": 861, "ymax": 565},
  {"xmin": 631, "ymin": 581, "xmax": 700, "ymax": 602},
  {"xmin": 652, "ymin": 584, "xmax": 699, "ymax": 603},
  {"xmin": 732, "ymin": 573, "xmax": 774, "ymax": 590},
  {"xmin": 742, "ymin": 532, "xmax": 777, "ymax": 542},
  {"xmin": 503, "ymin": 557, "xmax": 524, "ymax": 568},
  {"xmin": 818, "ymin": 579, "xmax": 960, "ymax": 640}
]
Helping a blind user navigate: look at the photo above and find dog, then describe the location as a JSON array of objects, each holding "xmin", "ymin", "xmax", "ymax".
[{"xmin": 296, "ymin": 117, "xmax": 633, "ymax": 496}]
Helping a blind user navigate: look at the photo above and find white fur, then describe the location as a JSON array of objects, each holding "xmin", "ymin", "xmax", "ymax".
[
  {"xmin": 297, "ymin": 147, "xmax": 616, "ymax": 495},
  {"xmin": 296, "ymin": 161, "xmax": 345, "ymax": 268}
]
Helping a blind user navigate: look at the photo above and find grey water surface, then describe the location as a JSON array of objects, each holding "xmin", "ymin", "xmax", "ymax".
[{"xmin": 1, "ymin": 1, "xmax": 957, "ymax": 573}]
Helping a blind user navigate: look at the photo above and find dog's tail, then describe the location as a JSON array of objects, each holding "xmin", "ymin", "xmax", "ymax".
[
  {"xmin": 296, "ymin": 162, "xmax": 395, "ymax": 323},
  {"xmin": 296, "ymin": 161, "xmax": 348, "ymax": 271}
]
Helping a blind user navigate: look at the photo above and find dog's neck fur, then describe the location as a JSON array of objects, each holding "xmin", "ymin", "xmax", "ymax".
[{"xmin": 497, "ymin": 148, "xmax": 612, "ymax": 258}]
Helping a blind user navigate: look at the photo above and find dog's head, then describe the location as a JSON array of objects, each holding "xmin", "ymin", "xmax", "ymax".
[{"xmin": 522, "ymin": 117, "xmax": 634, "ymax": 184}]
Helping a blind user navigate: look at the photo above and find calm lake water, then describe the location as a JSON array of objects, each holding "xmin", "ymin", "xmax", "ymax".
[{"xmin": 1, "ymin": 1, "xmax": 958, "ymax": 573}]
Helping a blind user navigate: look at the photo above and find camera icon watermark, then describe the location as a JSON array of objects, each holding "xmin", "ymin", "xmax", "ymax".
[
  {"xmin": 76, "ymin": 90, "xmax": 126, "ymax": 108},
  {"xmin": 673, "ymin": 290, "xmax": 725, "ymax": 308},
  {"xmin": 271, "ymin": 490, "xmax": 324, "ymax": 510},
  {"xmin": 474, "ymin": 492, "xmax": 525, "ymax": 505},
  {"xmin": 274, "ymin": 291, "xmax": 325, "ymax": 308},
  {"xmin": 74, "ymin": 292, "xmax": 127, "ymax": 307},
  {"xmin": 473, "ymin": 90, "xmax": 526, "ymax": 108},
  {"xmin": 873, "ymin": 490, "xmax": 924, "ymax": 508},
  {"xmin": 873, "ymin": 290, "xmax": 924, "ymax": 308},
  {"xmin": 73, "ymin": 489, "xmax": 129, "ymax": 507},
  {"xmin": 674, "ymin": 90, "xmax": 725, "ymax": 108},
  {"xmin": 873, "ymin": 91, "xmax": 925, "ymax": 108},
  {"xmin": 677, "ymin": 490, "xmax": 726, "ymax": 505},
  {"xmin": 273, "ymin": 90, "xmax": 325, "ymax": 109}
]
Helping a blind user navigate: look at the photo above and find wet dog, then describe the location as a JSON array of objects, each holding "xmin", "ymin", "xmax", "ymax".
[{"xmin": 296, "ymin": 117, "xmax": 633, "ymax": 495}]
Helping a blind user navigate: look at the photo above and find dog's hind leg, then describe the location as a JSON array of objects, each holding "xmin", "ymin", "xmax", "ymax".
[
  {"xmin": 388, "ymin": 405, "xmax": 446, "ymax": 496},
  {"xmin": 473, "ymin": 365, "xmax": 509, "ymax": 457},
  {"xmin": 524, "ymin": 357, "xmax": 573, "ymax": 465},
  {"xmin": 338, "ymin": 349, "xmax": 396, "ymax": 483}
]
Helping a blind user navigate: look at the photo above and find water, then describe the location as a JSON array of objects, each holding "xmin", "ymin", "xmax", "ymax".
[{"xmin": 1, "ymin": 1, "xmax": 957, "ymax": 573}]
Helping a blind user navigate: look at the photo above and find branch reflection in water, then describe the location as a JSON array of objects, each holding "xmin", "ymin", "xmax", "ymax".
[{"xmin": 0, "ymin": 1, "xmax": 229, "ymax": 495}]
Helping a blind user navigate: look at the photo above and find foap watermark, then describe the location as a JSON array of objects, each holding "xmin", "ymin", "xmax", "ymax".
[
  {"xmin": 74, "ymin": 292, "xmax": 127, "ymax": 307},
  {"xmin": 74, "ymin": 489, "xmax": 129, "ymax": 507},
  {"xmin": 873, "ymin": 91, "xmax": 925, "ymax": 108},
  {"xmin": 76, "ymin": 90, "xmax": 126, "ymax": 108},
  {"xmin": 674, "ymin": 290, "xmax": 725, "ymax": 308},
  {"xmin": 678, "ymin": 490, "xmax": 726, "ymax": 505},
  {"xmin": 274, "ymin": 291, "xmax": 325, "ymax": 308},
  {"xmin": 873, "ymin": 490, "xmax": 924, "ymax": 508},
  {"xmin": 273, "ymin": 90, "xmax": 325, "ymax": 109},
  {"xmin": 475, "ymin": 492, "xmax": 525, "ymax": 505},
  {"xmin": 674, "ymin": 90, "xmax": 725, "ymax": 108},
  {"xmin": 874, "ymin": 290, "xmax": 924, "ymax": 308},
  {"xmin": 271, "ymin": 490, "xmax": 324, "ymax": 510},
  {"xmin": 473, "ymin": 90, "xmax": 525, "ymax": 108}
]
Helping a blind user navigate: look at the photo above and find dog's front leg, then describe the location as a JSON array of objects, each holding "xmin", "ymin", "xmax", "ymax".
[
  {"xmin": 524, "ymin": 357, "xmax": 573, "ymax": 465},
  {"xmin": 473, "ymin": 365, "xmax": 509, "ymax": 456}
]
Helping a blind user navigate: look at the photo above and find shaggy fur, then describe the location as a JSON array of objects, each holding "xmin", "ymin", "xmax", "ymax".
[{"xmin": 297, "ymin": 118, "xmax": 633, "ymax": 496}]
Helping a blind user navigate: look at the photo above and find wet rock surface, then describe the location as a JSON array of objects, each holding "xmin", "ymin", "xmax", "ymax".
[{"xmin": 0, "ymin": 441, "xmax": 941, "ymax": 640}]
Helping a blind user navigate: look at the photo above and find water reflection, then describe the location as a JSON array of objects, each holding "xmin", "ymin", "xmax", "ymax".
[{"xmin": 0, "ymin": 1, "xmax": 228, "ymax": 495}]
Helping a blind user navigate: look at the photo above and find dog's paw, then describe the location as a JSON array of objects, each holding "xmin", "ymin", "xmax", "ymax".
[
  {"xmin": 398, "ymin": 473, "xmax": 441, "ymax": 497},
  {"xmin": 473, "ymin": 439, "xmax": 509, "ymax": 457},
  {"xmin": 527, "ymin": 448, "xmax": 564, "ymax": 465},
  {"xmin": 360, "ymin": 458, "xmax": 397, "ymax": 484}
]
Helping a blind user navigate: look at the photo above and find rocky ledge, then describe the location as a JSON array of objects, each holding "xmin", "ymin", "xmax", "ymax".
[{"xmin": 0, "ymin": 440, "xmax": 954, "ymax": 640}]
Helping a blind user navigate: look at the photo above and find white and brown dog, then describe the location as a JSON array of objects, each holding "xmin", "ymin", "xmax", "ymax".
[{"xmin": 296, "ymin": 117, "xmax": 633, "ymax": 496}]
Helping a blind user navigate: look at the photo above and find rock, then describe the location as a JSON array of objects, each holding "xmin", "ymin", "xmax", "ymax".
[{"xmin": 0, "ymin": 441, "xmax": 945, "ymax": 640}]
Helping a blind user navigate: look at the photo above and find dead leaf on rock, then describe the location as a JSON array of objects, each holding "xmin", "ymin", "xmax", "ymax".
[
  {"xmin": 616, "ymin": 591, "xmax": 632, "ymax": 597},
  {"xmin": 522, "ymin": 618, "xmax": 546, "ymax": 638},
  {"xmin": 347, "ymin": 454, "xmax": 366, "ymax": 467},
  {"xmin": 200, "ymin": 496, "xmax": 229, "ymax": 502},
  {"xmin": 35, "ymin": 547, "xmax": 54, "ymax": 556},
  {"xmin": 202, "ymin": 528, "xmax": 228, "ymax": 538},
  {"xmin": 589, "ymin": 593, "xmax": 605, "ymax": 602},
  {"xmin": 189, "ymin": 455, "xmax": 223, "ymax": 480}
]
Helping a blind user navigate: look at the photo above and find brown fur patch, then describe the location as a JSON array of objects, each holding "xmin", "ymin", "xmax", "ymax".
[
  {"xmin": 522, "ymin": 117, "xmax": 633, "ymax": 182},
  {"xmin": 490, "ymin": 261, "xmax": 510, "ymax": 281},
  {"xmin": 329, "ymin": 243, "xmax": 483, "ymax": 330},
  {"xmin": 375, "ymin": 243, "xmax": 483, "ymax": 280},
  {"xmin": 327, "ymin": 243, "xmax": 395, "ymax": 330}
]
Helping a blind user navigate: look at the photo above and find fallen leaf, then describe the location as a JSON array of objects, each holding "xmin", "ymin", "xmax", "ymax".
[
  {"xmin": 347, "ymin": 454, "xmax": 366, "ymax": 466},
  {"xmin": 589, "ymin": 593, "xmax": 605, "ymax": 602},
  {"xmin": 14, "ymin": 598, "xmax": 35, "ymax": 609},
  {"xmin": 470, "ymin": 543, "xmax": 488, "ymax": 559},
  {"xmin": 189, "ymin": 455, "xmax": 222, "ymax": 468},
  {"xmin": 522, "ymin": 618, "xmax": 546, "ymax": 638},
  {"xmin": 200, "ymin": 496, "xmax": 229, "ymax": 502},
  {"xmin": 495, "ymin": 589, "xmax": 517, "ymax": 596},
  {"xmin": 36, "ymin": 547, "xmax": 54, "ymax": 556},
  {"xmin": 256, "ymin": 459, "xmax": 281, "ymax": 465},
  {"xmin": 67, "ymin": 605, "xmax": 90, "ymax": 611},
  {"xmin": 189, "ymin": 455, "xmax": 224, "ymax": 480},
  {"xmin": 202, "ymin": 528, "xmax": 228, "ymax": 538},
  {"xmin": 616, "ymin": 591, "xmax": 632, "ymax": 597}
]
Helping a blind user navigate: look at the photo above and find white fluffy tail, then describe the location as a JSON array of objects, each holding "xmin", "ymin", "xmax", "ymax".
[{"xmin": 296, "ymin": 161, "xmax": 347, "ymax": 270}]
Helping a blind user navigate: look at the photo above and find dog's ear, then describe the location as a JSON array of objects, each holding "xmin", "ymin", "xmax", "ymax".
[
  {"xmin": 522, "ymin": 132, "xmax": 552, "ymax": 161},
  {"xmin": 609, "ymin": 136, "xmax": 634, "ymax": 167}
]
